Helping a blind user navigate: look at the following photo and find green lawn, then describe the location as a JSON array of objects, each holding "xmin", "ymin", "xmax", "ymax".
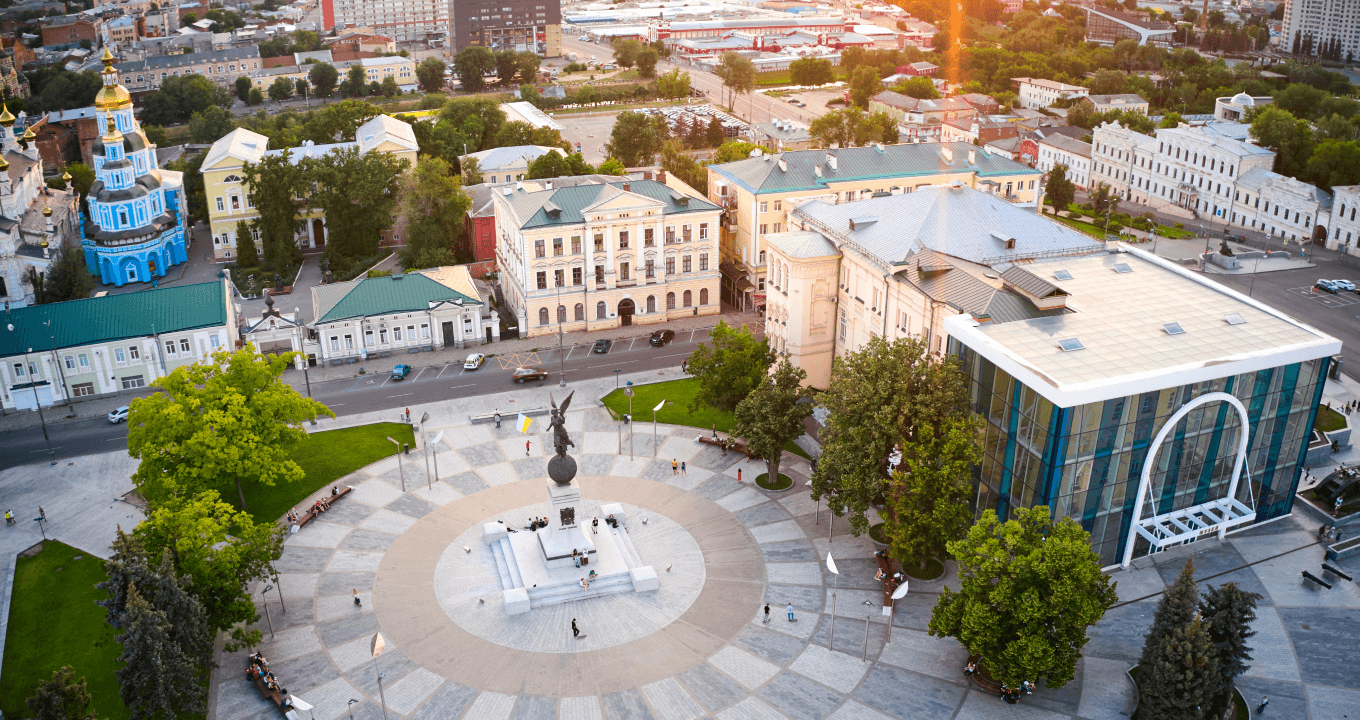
[
  {"xmin": 0, "ymin": 542, "xmax": 128, "ymax": 720},
  {"xmin": 600, "ymin": 378, "xmax": 810, "ymax": 459},
  {"xmin": 1316, "ymin": 405, "xmax": 1348, "ymax": 433},
  {"xmin": 213, "ymin": 422, "xmax": 416, "ymax": 524},
  {"xmin": 754, "ymin": 69, "xmax": 848, "ymax": 87}
]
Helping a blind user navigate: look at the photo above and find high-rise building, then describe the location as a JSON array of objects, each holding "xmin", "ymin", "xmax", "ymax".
[
  {"xmin": 449, "ymin": 0, "xmax": 561, "ymax": 56},
  {"xmin": 81, "ymin": 47, "xmax": 187, "ymax": 287},
  {"xmin": 322, "ymin": 0, "xmax": 447, "ymax": 42},
  {"xmin": 1282, "ymin": 0, "xmax": 1360, "ymax": 61}
]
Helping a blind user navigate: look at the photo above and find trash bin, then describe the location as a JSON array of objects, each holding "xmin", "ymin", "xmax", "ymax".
[{"xmin": 404, "ymin": 443, "xmax": 411, "ymax": 455}]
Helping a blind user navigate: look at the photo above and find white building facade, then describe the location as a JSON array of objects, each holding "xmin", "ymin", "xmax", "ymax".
[
  {"xmin": 1229, "ymin": 168, "xmax": 1332, "ymax": 244},
  {"xmin": 1014, "ymin": 77, "xmax": 1089, "ymax": 110},
  {"xmin": 1282, "ymin": 0, "xmax": 1360, "ymax": 64},
  {"xmin": 1037, "ymin": 135, "xmax": 1093, "ymax": 189},
  {"xmin": 1327, "ymin": 185, "xmax": 1360, "ymax": 256}
]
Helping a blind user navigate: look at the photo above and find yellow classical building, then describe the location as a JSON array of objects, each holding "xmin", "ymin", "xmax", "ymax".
[
  {"xmin": 201, "ymin": 115, "xmax": 419, "ymax": 261},
  {"xmin": 706, "ymin": 142, "xmax": 1044, "ymax": 310}
]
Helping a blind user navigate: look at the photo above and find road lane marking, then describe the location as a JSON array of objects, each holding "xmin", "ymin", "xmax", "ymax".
[
  {"xmin": 592, "ymin": 359, "xmax": 640, "ymax": 369},
  {"xmin": 449, "ymin": 384, "xmax": 474, "ymax": 390},
  {"xmin": 412, "ymin": 366, "xmax": 428, "ymax": 381},
  {"xmin": 390, "ymin": 393, "xmax": 412, "ymax": 398},
  {"xmin": 31, "ymin": 447, "xmax": 62, "ymax": 452}
]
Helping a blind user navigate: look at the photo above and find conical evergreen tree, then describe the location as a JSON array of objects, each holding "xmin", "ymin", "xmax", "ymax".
[
  {"xmin": 1135, "ymin": 616, "xmax": 1219, "ymax": 720},
  {"xmin": 1138, "ymin": 558, "xmax": 1199, "ymax": 669},
  {"xmin": 235, "ymin": 220, "xmax": 259, "ymax": 268},
  {"xmin": 116, "ymin": 583, "xmax": 207, "ymax": 720},
  {"xmin": 26, "ymin": 666, "xmax": 100, "ymax": 720},
  {"xmin": 145, "ymin": 549, "xmax": 215, "ymax": 671},
  {"xmin": 1200, "ymin": 582, "xmax": 1262, "ymax": 713},
  {"xmin": 95, "ymin": 526, "xmax": 152, "ymax": 630}
]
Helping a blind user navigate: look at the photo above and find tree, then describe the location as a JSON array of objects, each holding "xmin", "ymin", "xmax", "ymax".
[
  {"xmin": 267, "ymin": 76, "xmax": 294, "ymax": 102},
  {"xmin": 296, "ymin": 77, "xmax": 309, "ymax": 99},
  {"xmin": 416, "ymin": 57, "xmax": 447, "ymax": 93},
  {"xmin": 789, "ymin": 57, "xmax": 835, "ymax": 87},
  {"xmin": 33, "ymin": 249, "xmax": 94, "ymax": 304},
  {"xmin": 1089, "ymin": 182, "xmax": 1120, "ymax": 226},
  {"xmin": 115, "ymin": 583, "xmax": 206, "ymax": 719},
  {"xmin": 1273, "ymin": 82, "xmax": 1327, "ymax": 118},
  {"xmin": 714, "ymin": 52, "xmax": 755, "ymax": 108},
  {"xmin": 95, "ymin": 527, "xmax": 153, "ymax": 629},
  {"xmin": 308, "ymin": 147, "xmax": 409, "ymax": 262},
  {"xmin": 399, "ymin": 156, "xmax": 470, "ymax": 269},
  {"xmin": 26, "ymin": 666, "xmax": 99, "ymax": 720},
  {"xmin": 25, "ymin": 68, "xmax": 101, "ymax": 114},
  {"xmin": 1158, "ymin": 111, "xmax": 1183, "ymax": 129},
  {"xmin": 685, "ymin": 320, "xmax": 775, "ymax": 413},
  {"xmin": 134, "ymin": 490, "xmax": 285, "ymax": 650},
  {"xmin": 494, "ymin": 50, "xmax": 518, "ymax": 85},
  {"xmin": 1250, "ymin": 106, "xmax": 1315, "ymax": 178},
  {"xmin": 139, "ymin": 74, "xmax": 234, "ymax": 125},
  {"xmin": 302, "ymin": 99, "xmax": 381, "ymax": 143},
  {"xmin": 929, "ymin": 507, "xmax": 1117, "ymax": 688},
  {"xmin": 343, "ymin": 63, "xmax": 366, "ymax": 97},
  {"xmin": 234, "ymin": 75, "xmax": 252, "ymax": 102},
  {"xmin": 381, "ymin": 75, "xmax": 401, "ymax": 97},
  {"xmin": 1045, "ymin": 164, "xmax": 1075, "ymax": 212},
  {"xmin": 247, "ymin": 87, "xmax": 264, "ymax": 106},
  {"xmin": 597, "ymin": 157, "xmax": 626, "ymax": 175},
  {"xmin": 462, "ymin": 155, "xmax": 483, "ymax": 184},
  {"xmin": 494, "ymin": 120, "xmax": 568, "ymax": 150},
  {"xmin": 636, "ymin": 47, "xmax": 659, "ymax": 79},
  {"xmin": 660, "ymin": 138, "xmax": 704, "ymax": 193},
  {"xmin": 606, "ymin": 111, "xmax": 667, "ymax": 167},
  {"xmin": 731, "ymin": 357, "xmax": 814, "ymax": 483},
  {"xmin": 848, "ymin": 66, "xmax": 880, "ymax": 109},
  {"xmin": 1307, "ymin": 139, "xmax": 1360, "ymax": 188},
  {"xmin": 526, "ymin": 149, "xmax": 588, "ymax": 179},
  {"xmin": 706, "ymin": 115, "xmax": 726, "ymax": 148},
  {"xmin": 308, "ymin": 62, "xmax": 339, "ymax": 98},
  {"xmin": 1139, "ymin": 559, "xmax": 1200, "ymax": 668},
  {"xmin": 1135, "ymin": 617, "xmax": 1219, "ymax": 720},
  {"xmin": 612, "ymin": 38, "xmax": 643, "ymax": 68},
  {"xmin": 657, "ymin": 68, "xmax": 691, "ymax": 98},
  {"xmin": 233, "ymin": 220, "xmax": 258, "ymax": 267},
  {"xmin": 1199, "ymin": 583, "xmax": 1261, "ymax": 714},
  {"xmin": 241, "ymin": 152, "xmax": 307, "ymax": 269},
  {"xmin": 126, "ymin": 346, "xmax": 333, "ymax": 508},
  {"xmin": 142, "ymin": 125, "xmax": 170, "ymax": 147},
  {"xmin": 897, "ymin": 76, "xmax": 939, "ymax": 99},
  {"xmin": 808, "ymin": 107, "xmax": 896, "ymax": 148},
  {"xmin": 515, "ymin": 51, "xmax": 541, "ymax": 83},
  {"xmin": 187, "ymin": 106, "xmax": 235, "ymax": 143},
  {"xmin": 455, "ymin": 46, "xmax": 496, "ymax": 93}
]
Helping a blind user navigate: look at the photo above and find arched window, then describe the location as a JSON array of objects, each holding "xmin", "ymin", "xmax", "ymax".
[
  {"xmin": 666, "ymin": 292, "xmax": 676, "ymax": 309},
  {"xmin": 646, "ymin": 295, "xmax": 656, "ymax": 313},
  {"xmin": 557, "ymin": 305, "xmax": 566, "ymax": 324},
  {"xmin": 700, "ymin": 288, "xmax": 709, "ymax": 305},
  {"xmin": 574, "ymin": 303, "xmax": 584, "ymax": 321},
  {"xmin": 596, "ymin": 301, "xmax": 607, "ymax": 319},
  {"xmin": 683, "ymin": 290, "xmax": 692, "ymax": 307},
  {"xmin": 223, "ymin": 175, "xmax": 242, "ymax": 183},
  {"xmin": 538, "ymin": 307, "xmax": 549, "ymax": 326}
]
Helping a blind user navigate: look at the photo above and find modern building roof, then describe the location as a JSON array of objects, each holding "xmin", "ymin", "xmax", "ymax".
[
  {"xmin": 463, "ymin": 144, "xmax": 564, "ymax": 171},
  {"xmin": 753, "ymin": 120, "xmax": 810, "ymax": 144},
  {"xmin": 316, "ymin": 272, "xmax": 480, "ymax": 324},
  {"xmin": 501, "ymin": 101, "xmax": 566, "ymax": 132},
  {"xmin": 711, "ymin": 143, "xmax": 1039, "ymax": 195},
  {"xmin": 792, "ymin": 183, "xmax": 1102, "ymax": 267},
  {"xmin": 0, "ymin": 281, "xmax": 227, "ymax": 358},
  {"xmin": 501, "ymin": 179, "xmax": 720, "ymax": 230},
  {"xmin": 897, "ymin": 250, "xmax": 1067, "ymax": 325},
  {"xmin": 943, "ymin": 247, "xmax": 1342, "ymax": 406},
  {"xmin": 1038, "ymin": 134, "xmax": 1092, "ymax": 157}
]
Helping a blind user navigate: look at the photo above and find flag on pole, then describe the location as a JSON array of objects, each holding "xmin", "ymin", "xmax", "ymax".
[
  {"xmin": 517, "ymin": 413, "xmax": 533, "ymax": 433},
  {"xmin": 826, "ymin": 552, "xmax": 839, "ymax": 575}
]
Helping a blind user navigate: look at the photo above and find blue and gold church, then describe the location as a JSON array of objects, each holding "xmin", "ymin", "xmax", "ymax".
[{"xmin": 81, "ymin": 46, "xmax": 187, "ymax": 287}]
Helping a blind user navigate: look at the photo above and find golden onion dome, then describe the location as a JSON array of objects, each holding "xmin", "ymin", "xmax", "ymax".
[
  {"xmin": 22, "ymin": 126, "xmax": 35, "ymax": 141},
  {"xmin": 42, "ymin": 205, "xmax": 52, "ymax": 217},
  {"xmin": 0, "ymin": 104, "xmax": 13, "ymax": 128},
  {"xmin": 40, "ymin": 237, "xmax": 48, "ymax": 247},
  {"xmin": 61, "ymin": 170, "xmax": 71, "ymax": 181},
  {"xmin": 0, "ymin": 154, "xmax": 8, "ymax": 171},
  {"xmin": 95, "ymin": 85, "xmax": 132, "ymax": 111}
]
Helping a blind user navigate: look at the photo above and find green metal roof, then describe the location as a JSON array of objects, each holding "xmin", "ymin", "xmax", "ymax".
[
  {"xmin": 318, "ymin": 273, "xmax": 481, "ymax": 324},
  {"xmin": 506, "ymin": 179, "xmax": 721, "ymax": 230},
  {"xmin": 0, "ymin": 281, "xmax": 227, "ymax": 359},
  {"xmin": 709, "ymin": 143, "xmax": 1040, "ymax": 195}
]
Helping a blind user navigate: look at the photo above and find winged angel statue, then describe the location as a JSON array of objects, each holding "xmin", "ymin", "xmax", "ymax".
[{"xmin": 548, "ymin": 392, "xmax": 574, "ymax": 459}]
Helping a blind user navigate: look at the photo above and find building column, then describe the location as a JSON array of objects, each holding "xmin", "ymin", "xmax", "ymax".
[{"xmin": 306, "ymin": 219, "xmax": 316, "ymax": 248}]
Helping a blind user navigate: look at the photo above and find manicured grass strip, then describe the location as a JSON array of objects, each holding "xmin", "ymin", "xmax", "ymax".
[
  {"xmin": 0, "ymin": 541, "xmax": 129, "ymax": 720},
  {"xmin": 1315, "ymin": 405, "xmax": 1347, "ymax": 433},
  {"xmin": 755, "ymin": 473, "xmax": 792, "ymax": 490},
  {"xmin": 214, "ymin": 422, "xmax": 416, "ymax": 524},
  {"xmin": 600, "ymin": 378, "xmax": 810, "ymax": 459}
]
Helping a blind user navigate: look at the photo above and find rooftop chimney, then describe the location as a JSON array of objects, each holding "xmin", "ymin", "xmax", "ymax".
[
  {"xmin": 623, "ymin": 182, "xmax": 631, "ymax": 192},
  {"xmin": 941, "ymin": 146, "xmax": 954, "ymax": 163},
  {"xmin": 968, "ymin": 148, "xmax": 976, "ymax": 165}
]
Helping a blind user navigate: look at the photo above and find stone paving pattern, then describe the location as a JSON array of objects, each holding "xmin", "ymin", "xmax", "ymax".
[{"xmin": 203, "ymin": 405, "xmax": 1360, "ymax": 720}]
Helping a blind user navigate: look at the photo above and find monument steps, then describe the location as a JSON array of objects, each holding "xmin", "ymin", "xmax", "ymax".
[
  {"xmin": 490, "ymin": 539, "xmax": 523, "ymax": 590},
  {"xmin": 609, "ymin": 527, "xmax": 644, "ymax": 569},
  {"xmin": 524, "ymin": 572, "xmax": 635, "ymax": 607}
]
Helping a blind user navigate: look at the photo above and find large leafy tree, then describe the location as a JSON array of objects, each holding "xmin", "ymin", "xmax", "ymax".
[
  {"xmin": 896, "ymin": 76, "xmax": 939, "ymax": 99},
  {"xmin": 657, "ymin": 68, "xmax": 691, "ymax": 98},
  {"xmin": 1249, "ymin": 106, "xmax": 1316, "ymax": 178},
  {"xmin": 660, "ymin": 138, "xmax": 705, "ymax": 193},
  {"xmin": 241, "ymin": 152, "xmax": 307, "ymax": 269},
  {"xmin": 139, "ymin": 74, "xmax": 234, "ymax": 126},
  {"xmin": 25, "ymin": 68, "xmax": 102, "ymax": 114},
  {"xmin": 808, "ymin": 107, "xmax": 896, "ymax": 148},
  {"xmin": 494, "ymin": 50, "xmax": 519, "ymax": 85},
  {"xmin": 455, "ymin": 46, "xmax": 496, "ymax": 93},
  {"xmin": 399, "ymin": 156, "xmax": 471, "ymax": 269},
  {"xmin": 929, "ymin": 507, "xmax": 1117, "ymax": 688},
  {"xmin": 343, "ymin": 63, "xmax": 366, "ymax": 97},
  {"xmin": 1135, "ymin": 617, "xmax": 1219, "ymax": 720},
  {"xmin": 1200, "ymin": 583, "xmax": 1261, "ymax": 714},
  {"xmin": 789, "ymin": 57, "xmax": 835, "ymax": 87},
  {"xmin": 32, "ymin": 249, "xmax": 94, "ymax": 304},
  {"xmin": 26, "ymin": 666, "xmax": 100, "ymax": 720},
  {"xmin": 416, "ymin": 57, "xmax": 447, "ymax": 93},
  {"xmin": 612, "ymin": 38, "xmax": 643, "ymax": 68},
  {"xmin": 234, "ymin": 76, "xmax": 252, "ymax": 102},
  {"xmin": 301, "ymin": 99, "xmax": 381, "ymax": 143},
  {"xmin": 268, "ymin": 76, "xmax": 294, "ymax": 102},
  {"xmin": 308, "ymin": 62, "xmax": 339, "ymax": 98},
  {"xmin": 849, "ymin": 65, "xmax": 881, "ymax": 109},
  {"xmin": 606, "ymin": 111, "xmax": 668, "ymax": 167},
  {"xmin": 126, "ymin": 346, "xmax": 333, "ymax": 508},
  {"xmin": 1045, "ymin": 164, "xmax": 1075, "ymax": 212},
  {"xmin": 685, "ymin": 320, "xmax": 775, "ymax": 413},
  {"xmin": 731, "ymin": 357, "xmax": 814, "ymax": 482},
  {"xmin": 115, "ymin": 584, "xmax": 207, "ymax": 719},
  {"xmin": 307, "ymin": 147, "xmax": 409, "ymax": 263},
  {"xmin": 526, "ymin": 150, "xmax": 593, "ymax": 180},
  {"xmin": 882, "ymin": 410, "xmax": 980, "ymax": 572},
  {"xmin": 1306, "ymin": 139, "xmax": 1360, "ymax": 189},
  {"xmin": 515, "ymin": 52, "xmax": 541, "ymax": 82},
  {"xmin": 187, "ymin": 106, "xmax": 236, "ymax": 144},
  {"xmin": 133, "ymin": 490, "xmax": 284, "ymax": 651},
  {"xmin": 714, "ymin": 52, "xmax": 754, "ymax": 108},
  {"xmin": 636, "ymin": 47, "xmax": 659, "ymax": 79}
]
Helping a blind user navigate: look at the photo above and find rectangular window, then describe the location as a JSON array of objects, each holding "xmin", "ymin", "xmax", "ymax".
[
  {"xmin": 699, "ymin": 253, "xmax": 709, "ymax": 271},
  {"xmin": 215, "ymin": 197, "xmax": 225, "ymax": 212},
  {"xmin": 699, "ymin": 223, "xmax": 709, "ymax": 239},
  {"xmin": 330, "ymin": 337, "xmax": 340, "ymax": 352},
  {"xmin": 380, "ymin": 329, "xmax": 389, "ymax": 343},
  {"xmin": 537, "ymin": 271, "xmax": 547, "ymax": 290},
  {"xmin": 344, "ymin": 335, "xmax": 354, "ymax": 349},
  {"xmin": 421, "ymin": 324, "xmax": 430, "ymax": 339},
  {"xmin": 619, "ymin": 230, "xmax": 629, "ymax": 249},
  {"xmin": 666, "ymin": 257, "xmax": 675, "ymax": 275},
  {"xmin": 683, "ymin": 225, "xmax": 692, "ymax": 242},
  {"xmin": 115, "ymin": 348, "xmax": 126, "ymax": 363},
  {"xmin": 759, "ymin": 202, "xmax": 768, "ymax": 213},
  {"xmin": 12, "ymin": 362, "xmax": 23, "ymax": 378},
  {"xmin": 644, "ymin": 228, "xmax": 654, "ymax": 246},
  {"xmin": 209, "ymin": 335, "xmax": 220, "ymax": 349},
  {"xmin": 394, "ymin": 326, "xmax": 403, "ymax": 341},
  {"xmin": 553, "ymin": 237, "xmax": 563, "ymax": 256},
  {"xmin": 129, "ymin": 346, "xmax": 140, "ymax": 361},
  {"xmin": 121, "ymin": 375, "xmax": 145, "ymax": 389},
  {"xmin": 620, "ymin": 263, "xmax": 630, "ymax": 281},
  {"xmin": 683, "ymin": 255, "xmax": 692, "ymax": 273},
  {"xmin": 571, "ymin": 236, "xmax": 581, "ymax": 254},
  {"xmin": 554, "ymin": 269, "xmax": 565, "ymax": 287},
  {"xmin": 72, "ymin": 382, "xmax": 95, "ymax": 397},
  {"xmin": 535, "ymin": 239, "xmax": 545, "ymax": 258},
  {"xmin": 64, "ymin": 355, "xmax": 75, "ymax": 370},
  {"xmin": 774, "ymin": 201, "xmax": 781, "ymax": 211},
  {"xmin": 366, "ymin": 330, "xmax": 375, "ymax": 346},
  {"xmin": 180, "ymin": 339, "xmax": 191, "ymax": 353},
  {"xmin": 760, "ymin": 224, "xmax": 768, "ymax": 234},
  {"xmin": 78, "ymin": 354, "xmax": 89, "ymax": 369},
  {"xmin": 165, "ymin": 341, "xmax": 176, "ymax": 356},
  {"xmin": 645, "ymin": 259, "xmax": 655, "ymax": 278},
  {"xmin": 572, "ymin": 267, "xmax": 583, "ymax": 285},
  {"xmin": 594, "ymin": 234, "xmax": 605, "ymax": 252}
]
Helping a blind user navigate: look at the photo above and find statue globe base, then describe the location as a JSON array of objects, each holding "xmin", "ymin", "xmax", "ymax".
[{"xmin": 548, "ymin": 454, "xmax": 578, "ymax": 486}]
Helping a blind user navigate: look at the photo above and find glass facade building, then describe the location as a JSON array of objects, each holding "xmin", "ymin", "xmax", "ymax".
[{"xmin": 950, "ymin": 340, "xmax": 1329, "ymax": 566}]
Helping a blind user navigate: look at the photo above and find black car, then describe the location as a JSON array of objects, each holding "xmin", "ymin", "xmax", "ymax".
[
  {"xmin": 593, "ymin": 339, "xmax": 612, "ymax": 353},
  {"xmin": 649, "ymin": 329, "xmax": 675, "ymax": 346}
]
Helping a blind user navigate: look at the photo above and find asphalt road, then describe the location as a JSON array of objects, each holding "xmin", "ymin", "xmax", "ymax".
[{"xmin": 0, "ymin": 327, "xmax": 728, "ymax": 472}]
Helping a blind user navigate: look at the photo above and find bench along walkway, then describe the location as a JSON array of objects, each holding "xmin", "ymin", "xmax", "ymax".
[
  {"xmin": 697, "ymin": 434, "xmax": 752, "ymax": 458},
  {"xmin": 294, "ymin": 485, "xmax": 353, "ymax": 530}
]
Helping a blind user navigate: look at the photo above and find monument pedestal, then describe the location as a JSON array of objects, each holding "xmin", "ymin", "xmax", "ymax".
[{"xmin": 539, "ymin": 479, "xmax": 596, "ymax": 569}]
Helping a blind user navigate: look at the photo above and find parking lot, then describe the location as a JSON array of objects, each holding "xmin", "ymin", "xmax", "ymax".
[
  {"xmin": 555, "ymin": 112, "xmax": 622, "ymax": 164},
  {"xmin": 1287, "ymin": 285, "xmax": 1360, "ymax": 308}
]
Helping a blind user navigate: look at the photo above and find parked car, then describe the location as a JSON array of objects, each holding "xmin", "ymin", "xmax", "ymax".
[
  {"xmin": 786, "ymin": 97, "xmax": 799, "ymax": 104},
  {"xmin": 649, "ymin": 329, "xmax": 675, "ymax": 346},
  {"xmin": 108, "ymin": 406, "xmax": 130, "ymax": 424},
  {"xmin": 1331, "ymin": 279, "xmax": 1356, "ymax": 292},
  {"xmin": 464, "ymin": 353, "xmax": 486, "ymax": 370},
  {"xmin": 795, "ymin": 101, "xmax": 807, "ymax": 107},
  {"xmin": 391, "ymin": 364, "xmax": 412, "ymax": 380},
  {"xmin": 593, "ymin": 339, "xmax": 612, "ymax": 353},
  {"xmin": 1317, "ymin": 279, "xmax": 1342, "ymax": 294},
  {"xmin": 513, "ymin": 367, "xmax": 549, "ymax": 384}
]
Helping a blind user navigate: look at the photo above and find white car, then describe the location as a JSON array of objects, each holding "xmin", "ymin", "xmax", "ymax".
[
  {"xmin": 464, "ymin": 353, "xmax": 486, "ymax": 370},
  {"xmin": 108, "ymin": 406, "xmax": 129, "ymax": 424},
  {"xmin": 1332, "ymin": 279, "xmax": 1356, "ymax": 292}
]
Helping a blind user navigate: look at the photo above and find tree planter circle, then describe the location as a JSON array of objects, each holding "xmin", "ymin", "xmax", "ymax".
[
  {"xmin": 754, "ymin": 473, "xmax": 792, "ymax": 491},
  {"xmin": 868, "ymin": 523, "xmax": 888, "ymax": 546}
]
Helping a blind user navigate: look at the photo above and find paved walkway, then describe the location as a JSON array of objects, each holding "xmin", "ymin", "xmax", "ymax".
[{"xmin": 209, "ymin": 400, "xmax": 1360, "ymax": 720}]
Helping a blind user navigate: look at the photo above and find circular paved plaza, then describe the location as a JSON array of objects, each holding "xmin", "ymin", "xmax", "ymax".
[{"xmin": 212, "ymin": 406, "xmax": 1360, "ymax": 720}]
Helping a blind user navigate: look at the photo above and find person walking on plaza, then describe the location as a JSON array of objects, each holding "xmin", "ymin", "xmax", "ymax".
[
  {"xmin": 681, "ymin": 461, "xmax": 686, "ymax": 476},
  {"xmin": 1257, "ymin": 695, "xmax": 1268, "ymax": 714},
  {"xmin": 38, "ymin": 506, "xmax": 45, "ymax": 522},
  {"xmin": 763, "ymin": 604, "xmax": 770, "ymax": 623},
  {"xmin": 572, "ymin": 619, "xmax": 579, "ymax": 638},
  {"xmin": 353, "ymin": 589, "xmax": 361, "ymax": 607},
  {"xmin": 786, "ymin": 603, "xmax": 795, "ymax": 621},
  {"xmin": 672, "ymin": 459, "xmax": 678, "ymax": 475},
  {"xmin": 737, "ymin": 469, "xmax": 742, "ymax": 483},
  {"xmin": 495, "ymin": 411, "xmax": 502, "ymax": 429},
  {"xmin": 527, "ymin": 440, "xmax": 531, "ymax": 456}
]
